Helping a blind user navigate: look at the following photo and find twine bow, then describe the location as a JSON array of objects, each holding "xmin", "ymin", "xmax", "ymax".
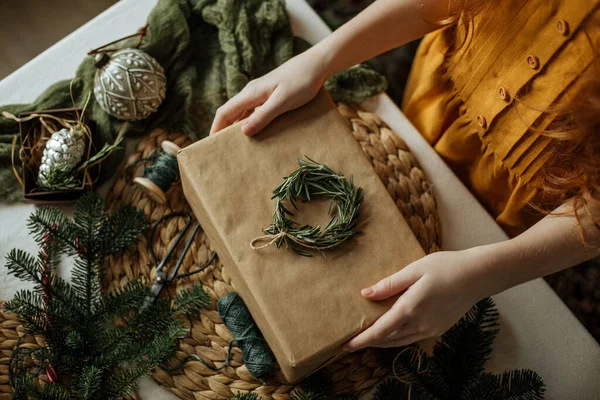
[
  {"xmin": 250, "ymin": 231, "xmax": 348, "ymax": 251},
  {"xmin": 391, "ymin": 346, "xmax": 430, "ymax": 400}
]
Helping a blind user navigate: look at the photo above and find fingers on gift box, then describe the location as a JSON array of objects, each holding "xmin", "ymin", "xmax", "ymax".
[{"xmin": 177, "ymin": 90, "xmax": 425, "ymax": 383}]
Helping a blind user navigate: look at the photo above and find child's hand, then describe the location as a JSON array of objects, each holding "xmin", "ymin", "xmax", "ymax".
[
  {"xmin": 210, "ymin": 50, "xmax": 328, "ymax": 137},
  {"xmin": 345, "ymin": 250, "xmax": 490, "ymax": 350}
]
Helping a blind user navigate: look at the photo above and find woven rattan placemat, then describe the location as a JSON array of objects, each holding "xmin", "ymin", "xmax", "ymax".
[{"xmin": 0, "ymin": 104, "xmax": 441, "ymax": 399}]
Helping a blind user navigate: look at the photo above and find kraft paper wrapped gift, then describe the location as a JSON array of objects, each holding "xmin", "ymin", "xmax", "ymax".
[{"xmin": 177, "ymin": 90, "xmax": 425, "ymax": 382}]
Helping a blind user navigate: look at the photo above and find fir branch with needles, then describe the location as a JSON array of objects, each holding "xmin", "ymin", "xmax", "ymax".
[
  {"xmin": 230, "ymin": 299, "xmax": 545, "ymax": 400},
  {"xmin": 374, "ymin": 298, "xmax": 546, "ymax": 400},
  {"xmin": 4, "ymin": 193, "xmax": 212, "ymax": 400},
  {"xmin": 259, "ymin": 157, "xmax": 363, "ymax": 257}
]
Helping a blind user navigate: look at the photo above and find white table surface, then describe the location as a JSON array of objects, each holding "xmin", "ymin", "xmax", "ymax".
[{"xmin": 1, "ymin": 1, "xmax": 599, "ymax": 399}]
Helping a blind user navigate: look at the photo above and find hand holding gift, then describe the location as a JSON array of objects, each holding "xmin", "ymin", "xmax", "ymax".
[
  {"xmin": 210, "ymin": 49, "xmax": 327, "ymax": 137},
  {"xmin": 345, "ymin": 250, "xmax": 488, "ymax": 350}
]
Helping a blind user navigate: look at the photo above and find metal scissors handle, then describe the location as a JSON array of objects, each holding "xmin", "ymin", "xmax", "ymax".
[{"xmin": 145, "ymin": 211, "xmax": 217, "ymax": 305}]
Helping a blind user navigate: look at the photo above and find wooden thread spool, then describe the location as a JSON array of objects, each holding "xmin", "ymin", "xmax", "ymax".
[{"xmin": 134, "ymin": 140, "xmax": 181, "ymax": 204}]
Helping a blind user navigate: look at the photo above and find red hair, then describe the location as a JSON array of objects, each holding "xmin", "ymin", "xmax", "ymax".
[{"xmin": 541, "ymin": 64, "xmax": 600, "ymax": 238}]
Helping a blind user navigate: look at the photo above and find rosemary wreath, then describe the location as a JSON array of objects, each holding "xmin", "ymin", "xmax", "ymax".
[{"xmin": 250, "ymin": 157, "xmax": 363, "ymax": 256}]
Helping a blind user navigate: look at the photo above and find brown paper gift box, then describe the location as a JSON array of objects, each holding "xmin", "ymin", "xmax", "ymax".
[{"xmin": 177, "ymin": 91, "xmax": 425, "ymax": 383}]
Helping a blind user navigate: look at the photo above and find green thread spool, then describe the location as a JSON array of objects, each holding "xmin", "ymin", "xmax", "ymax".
[
  {"xmin": 134, "ymin": 140, "xmax": 180, "ymax": 204},
  {"xmin": 218, "ymin": 292, "xmax": 276, "ymax": 379}
]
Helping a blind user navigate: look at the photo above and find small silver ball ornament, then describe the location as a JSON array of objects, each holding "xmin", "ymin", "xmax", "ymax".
[{"xmin": 93, "ymin": 48, "xmax": 166, "ymax": 121}]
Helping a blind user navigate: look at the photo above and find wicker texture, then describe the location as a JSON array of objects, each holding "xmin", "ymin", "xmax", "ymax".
[
  {"xmin": 0, "ymin": 104, "xmax": 441, "ymax": 399},
  {"xmin": 0, "ymin": 302, "xmax": 49, "ymax": 400}
]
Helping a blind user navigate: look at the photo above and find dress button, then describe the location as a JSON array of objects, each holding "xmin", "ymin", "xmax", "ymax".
[
  {"xmin": 556, "ymin": 19, "xmax": 570, "ymax": 36},
  {"xmin": 527, "ymin": 55, "xmax": 540, "ymax": 70},
  {"xmin": 477, "ymin": 115, "xmax": 487, "ymax": 129},
  {"xmin": 499, "ymin": 87, "xmax": 511, "ymax": 102}
]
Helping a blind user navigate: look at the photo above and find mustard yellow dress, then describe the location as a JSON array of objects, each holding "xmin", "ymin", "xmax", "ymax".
[{"xmin": 403, "ymin": 0, "xmax": 600, "ymax": 237}]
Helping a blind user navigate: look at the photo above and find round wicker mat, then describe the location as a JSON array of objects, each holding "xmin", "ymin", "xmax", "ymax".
[
  {"xmin": 0, "ymin": 104, "xmax": 441, "ymax": 399},
  {"xmin": 0, "ymin": 303, "xmax": 49, "ymax": 400}
]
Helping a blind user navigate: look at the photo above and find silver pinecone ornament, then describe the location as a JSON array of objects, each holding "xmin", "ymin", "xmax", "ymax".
[
  {"xmin": 38, "ymin": 127, "xmax": 86, "ymax": 189},
  {"xmin": 93, "ymin": 48, "xmax": 166, "ymax": 121}
]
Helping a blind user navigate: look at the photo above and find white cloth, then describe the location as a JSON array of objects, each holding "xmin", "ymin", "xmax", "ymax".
[{"xmin": 0, "ymin": 1, "xmax": 598, "ymax": 399}]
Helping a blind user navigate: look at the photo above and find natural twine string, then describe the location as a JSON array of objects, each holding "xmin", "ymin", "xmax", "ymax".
[
  {"xmin": 250, "ymin": 231, "xmax": 349, "ymax": 251},
  {"xmin": 87, "ymin": 23, "xmax": 149, "ymax": 55},
  {"xmin": 391, "ymin": 346, "xmax": 430, "ymax": 400}
]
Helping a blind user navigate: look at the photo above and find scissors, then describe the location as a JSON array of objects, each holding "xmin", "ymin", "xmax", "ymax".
[{"xmin": 144, "ymin": 211, "xmax": 217, "ymax": 307}]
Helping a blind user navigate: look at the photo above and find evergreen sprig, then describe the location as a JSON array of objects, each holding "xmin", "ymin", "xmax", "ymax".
[
  {"xmin": 229, "ymin": 300, "xmax": 544, "ymax": 400},
  {"xmin": 4, "ymin": 193, "xmax": 212, "ymax": 400},
  {"xmin": 263, "ymin": 157, "xmax": 363, "ymax": 256},
  {"xmin": 37, "ymin": 166, "xmax": 80, "ymax": 192},
  {"xmin": 374, "ymin": 298, "xmax": 546, "ymax": 400}
]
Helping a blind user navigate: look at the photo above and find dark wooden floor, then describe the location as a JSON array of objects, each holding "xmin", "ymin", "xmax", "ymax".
[{"xmin": 0, "ymin": 0, "xmax": 117, "ymax": 80}]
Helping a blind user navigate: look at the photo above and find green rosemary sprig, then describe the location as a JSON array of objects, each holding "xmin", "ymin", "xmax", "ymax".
[{"xmin": 261, "ymin": 157, "xmax": 363, "ymax": 257}]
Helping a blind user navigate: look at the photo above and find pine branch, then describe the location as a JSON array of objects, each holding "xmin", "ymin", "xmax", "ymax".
[
  {"xmin": 5, "ymin": 249, "xmax": 43, "ymax": 285},
  {"xmin": 104, "ymin": 366, "xmax": 142, "ymax": 400},
  {"xmin": 372, "ymin": 378, "xmax": 411, "ymax": 400},
  {"xmin": 5, "ymin": 254, "xmax": 84, "ymax": 320},
  {"xmin": 4, "ymin": 291, "xmax": 49, "ymax": 333},
  {"xmin": 231, "ymin": 394, "xmax": 261, "ymax": 400},
  {"xmin": 5, "ymin": 193, "xmax": 207, "ymax": 399},
  {"xmin": 98, "ymin": 279, "xmax": 152, "ymax": 318},
  {"xmin": 137, "ymin": 323, "xmax": 185, "ymax": 365},
  {"xmin": 288, "ymin": 391, "xmax": 355, "ymax": 400},
  {"xmin": 369, "ymin": 298, "xmax": 545, "ymax": 400},
  {"xmin": 496, "ymin": 370, "xmax": 546, "ymax": 400},
  {"xmin": 71, "ymin": 193, "xmax": 109, "ymax": 315},
  {"xmin": 38, "ymin": 165, "xmax": 80, "ymax": 192},
  {"xmin": 44, "ymin": 327, "xmax": 88, "ymax": 376},
  {"xmin": 290, "ymin": 392, "xmax": 319, "ymax": 400},
  {"xmin": 433, "ymin": 297, "xmax": 499, "ymax": 397},
  {"xmin": 300, "ymin": 372, "xmax": 336, "ymax": 398},
  {"xmin": 72, "ymin": 192, "xmax": 109, "ymax": 255},
  {"xmin": 94, "ymin": 321, "xmax": 182, "ymax": 370},
  {"xmin": 94, "ymin": 299, "xmax": 186, "ymax": 369},
  {"xmin": 462, "ymin": 373, "xmax": 505, "ymax": 400},
  {"xmin": 104, "ymin": 328, "xmax": 182, "ymax": 400},
  {"xmin": 173, "ymin": 284, "xmax": 212, "ymax": 315},
  {"xmin": 27, "ymin": 207, "xmax": 76, "ymax": 256},
  {"xmin": 75, "ymin": 365, "xmax": 103, "ymax": 399},
  {"xmin": 45, "ymin": 273, "xmax": 86, "ymax": 319},
  {"xmin": 99, "ymin": 205, "xmax": 148, "ymax": 256},
  {"xmin": 462, "ymin": 370, "xmax": 545, "ymax": 400},
  {"xmin": 128, "ymin": 296, "xmax": 176, "ymax": 335},
  {"xmin": 18, "ymin": 379, "xmax": 71, "ymax": 400},
  {"xmin": 71, "ymin": 257, "xmax": 102, "ymax": 314},
  {"xmin": 391, "ymin": 345, "xmax": 444, "ymax": 399}
]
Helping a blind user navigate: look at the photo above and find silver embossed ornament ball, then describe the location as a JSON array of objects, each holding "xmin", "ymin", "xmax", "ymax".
[{"xmin": 93, "ymin": 48, "xmax": 166, "ymax": 121}]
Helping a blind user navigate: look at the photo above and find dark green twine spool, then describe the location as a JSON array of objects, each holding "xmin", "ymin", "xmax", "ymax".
[
  {"xmin": 218, "ymin": 292, "xmax": 276, "ymax": 379},
  {"xmin": 144, "ymin": 151, "xmax": 179, "ymax": 192},
  {"xmin": 164, "ymin": 292, "xmax": 275, "ymax": 379}
]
